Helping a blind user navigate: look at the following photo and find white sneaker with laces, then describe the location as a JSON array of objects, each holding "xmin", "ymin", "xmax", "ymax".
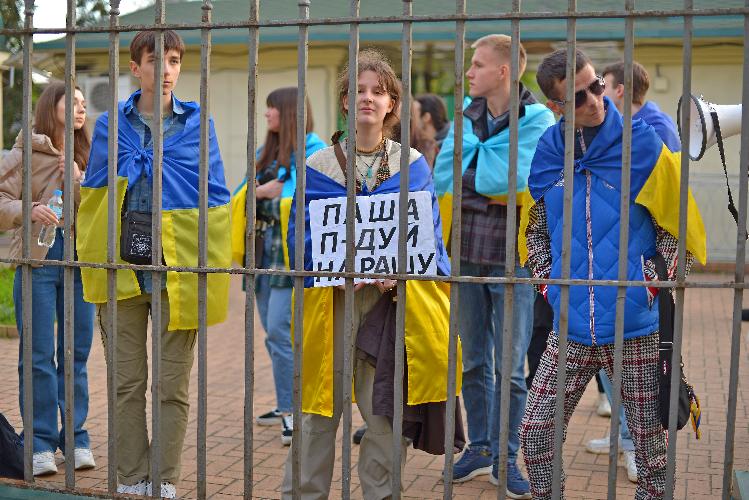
[
  {"xmin": 596, "ymin": 393, "xmax": 612, "ymax": 417},
  {"xmin": 73, "ymin": 448, "xmax": 96, "ymax": 470},
  {"xmin": 585, "ymin": 435, "xmax": 624, "ymax": 455},
  {"xmin": 116, "ymin": 480, "xmax": 148, "ymax": 495},
  {"xmin": 32, "ymin": 451, "xmax": 57, "ymax": 476},
  {"xmin": 281, "ymin": 414, "xmax": 293, "ymax": 446},
  {"xmin": 146, "ymin": 481, "xmax": 177, "ymax": 499},
  {"xmin": 624, "ymin": 451, "xmax": 638, "ymax": 483}
]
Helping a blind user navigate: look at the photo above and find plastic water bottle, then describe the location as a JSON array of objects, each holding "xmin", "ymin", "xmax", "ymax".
[{"xmin": 38, "ymin": 189, "xmax": 63, "ymax": 248}]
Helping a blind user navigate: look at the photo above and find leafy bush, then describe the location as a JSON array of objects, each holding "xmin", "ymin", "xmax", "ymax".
[{"xmin": 0, "ymin": 267, "xmax": 16, "ymax": 325}]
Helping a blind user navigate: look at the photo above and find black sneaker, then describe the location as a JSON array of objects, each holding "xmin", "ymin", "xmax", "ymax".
[
  {"xmin": 281, "ymin": 414, "xmax": 293, "ymax": 446},
  {"xmin": 353, "ymin": 425, "xmax": 367, "ymax": 445},
  {"xmin": 256, "ymin": 408, "xmax": 283, "ymax": 426}
]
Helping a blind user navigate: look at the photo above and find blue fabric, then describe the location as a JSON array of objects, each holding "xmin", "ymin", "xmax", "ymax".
[
  {"xmin": 255, "ymin": 234, "xmax": 294, "ymax": 413},
  {"xmin": 634, "ymin": 101, "xmax": 681, "ymax": 153},
  {"xmin": 288, "ymin": 154, "xmax": 450, "ymax": 287},
  {"xmin": 458, "ymin": 262, "xmax": 534, "ymax": 463},
  {"xmin": 14, "ymin": 229, "xmax": 94, "ymax": 453},
  {"xmin": 530, "ymin": 98, "xmax": 662, "ymax": 345},
  {"xmin": 599, "ymin": 369, "xmax": 634, "ymax": 452},
  {"xmin": 123, "ymin": 94, "xmax": 187, "ymax": 294},
  {"xmin": 84, "ymin": 90, "xmax": 230, "ymax": 211},
  {"xmin": 434, "ymin": 98, "xmax": 555, "ymax": 197}
]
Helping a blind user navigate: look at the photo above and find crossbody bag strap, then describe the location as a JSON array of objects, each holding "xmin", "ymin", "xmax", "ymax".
[
  {"xmin": 652, "ymin": 252, "xmax": 674, "ymax": 346},
  {"xmin": 711, "ymin": 110, "xmax": 745, "ymax": 235},
  {"xmin": 331, "ymin": 131, "xmax": 360, "ymax": 193}
]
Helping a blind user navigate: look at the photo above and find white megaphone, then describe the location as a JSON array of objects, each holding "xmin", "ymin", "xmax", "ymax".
[{"xmin": 677, "ymin": 94, "xmax": 742, "ymax": 161}]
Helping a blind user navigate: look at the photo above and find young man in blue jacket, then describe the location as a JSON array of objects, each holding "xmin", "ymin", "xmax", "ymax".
[{"xmin": 519, "ymin": 48, "xmax": 706, "ymax": 499}]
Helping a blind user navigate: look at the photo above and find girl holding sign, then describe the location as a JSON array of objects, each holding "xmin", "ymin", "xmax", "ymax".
[
  {"xmin": 283, "ymin": 50, "xmax": 460, "ymax": 499},
  {"xmin": 230, "ymin": 87, "xmax": 326, "ymax": 446}
]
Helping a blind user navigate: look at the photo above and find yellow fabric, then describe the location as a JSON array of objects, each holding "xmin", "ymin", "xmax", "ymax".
[
  {"xmin": 294, "ymin": 282, "xmax": 461, "ymax": 417},
  {"xmin": 76, "ymin": 179, "xmax": 142, "ymax": 303},
  {"xmin": 230, "ymin": 182, "xmax": 248, "ymax": 265},
  {"xmin": 635, "ymin": 146, "xmax": 708, "ymax": 265},
  {"xmin": 280, "ymin": 197, "xmax": 293, "ymax": 269},
  {"xmin": 161, "ymin": 204, "xmax": 232, "ymax": 330},
  {"xmin": 518, "ymin": 197, "xmax": 535, "ymax": 266},
  {"xmin": 77, "ymin": 179, "xmax": 232, "ymax": 331}
]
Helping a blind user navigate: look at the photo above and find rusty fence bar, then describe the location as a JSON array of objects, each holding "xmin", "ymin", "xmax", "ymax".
[
  {"xmin": 4, "ymin": 2, "xmax": 749, "ymax": 499},
  {"xmin": 62, "ymin": 0, "xmax": 76, "ymax": 490},
  {"xmin": 723, "ymin": 1, "xmax": 749, "ymax": 498},
  {"xmin": 243, "ymin": 2, "xmax": 259, "ymax": 499},
  {"xmin": 105, "ymin": 0, "xmax": 121, "ymax": 495}
]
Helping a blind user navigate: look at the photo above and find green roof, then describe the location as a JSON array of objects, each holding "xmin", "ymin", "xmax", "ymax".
[{"xmin": 35, "ymin": 0, "xmax": 745, "ymax": 50}]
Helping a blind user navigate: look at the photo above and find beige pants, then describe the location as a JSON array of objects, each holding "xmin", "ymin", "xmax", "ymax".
[
  {"xmin": 282, "ymin": 287, "xmax": 409, "ymax": 500},
  {"xmin": 98, "ymin": 290, "xmax": 196, "ymax": 485}
]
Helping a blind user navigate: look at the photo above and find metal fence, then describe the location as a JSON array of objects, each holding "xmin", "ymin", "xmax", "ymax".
[{"xmin": 1, "ymin": 0, "xmax": 748, "ymax": 499}]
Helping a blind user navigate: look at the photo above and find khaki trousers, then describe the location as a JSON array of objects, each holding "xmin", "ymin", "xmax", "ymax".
[
  {"xmin": 98, "ymin": 290, "xmax": 196, "ymax": 485},
  {"xmin": 282, "ymin": 287, "xmax": 409, "ymax": 500}
]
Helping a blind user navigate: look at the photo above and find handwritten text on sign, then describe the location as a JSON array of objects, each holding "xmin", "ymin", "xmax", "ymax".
[{"xmin": 309, "ymin": 191, "xmax": 437, "ymax": 287}]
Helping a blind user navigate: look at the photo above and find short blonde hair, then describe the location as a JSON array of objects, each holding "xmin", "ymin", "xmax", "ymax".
[{"xmin": 471, "ymin": 34, "xmax": 527, "ymax": 76}]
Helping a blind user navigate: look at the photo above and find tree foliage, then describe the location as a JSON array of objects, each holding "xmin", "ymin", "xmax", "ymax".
[{"xmin": 76, "ymin": 0, "xmax": 108, "ymax": 27}]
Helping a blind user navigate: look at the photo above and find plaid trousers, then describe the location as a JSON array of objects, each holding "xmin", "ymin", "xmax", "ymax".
[{"xmin": 520, "ymin": 332, "xmax": 667, "ymax": 500}]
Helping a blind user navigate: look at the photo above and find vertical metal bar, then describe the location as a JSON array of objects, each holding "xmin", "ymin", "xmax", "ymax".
[
  {"xmin": 392, "ymin": 2, "xmax": 412, "ymax": 498},
  {"xmin": 293, "ymin": 2, "xmax": 309, "ymax": 496},
  {"xmin": 442, "ymin": 1, "xmax": 465, "ymax": 495},
  {"xmin": 722, "ymin": 2, "xmax": 749, "ymax": 497},
  {"xmin": 196, "ymin": 2, "xmax": 212, "ymax": 498},
  {"xmin": 551, "ymin": 2, "xmax": 576, "ymax": 497},
  {"xmin": 666, "ymin": 1, "xmax": 693, "ymax": 497},
  {"xmin": 63, "ymin": 0, "xmax": 76, "ymax": 489},
  {"xmin": 150, "ymin": 1, "xmax": 166, "ymax": 493},
  {"xmin": 20, "ymin": 0, "xmax": 35, "ymax": 483},
  {"xmin": 244, "ymin": 2, "xmax": 259, "ymax": 499},
  {"xmin": 20, "ymin": 0, "xmax": 35, "ymax": 484},
  {"xmin": 496, "ymin": 2, "xmax": 521, "ymax": 497},
  {"xmin": 106, "ymin": 1, "xmax": 121, "ymax": 494},
  {"xmin": 341, "ymin": 2, "xmax": 360, "ymax": 498},
  {"xmin": 607, "ymin": 2, "xmax": 635, "ymax": 498}
]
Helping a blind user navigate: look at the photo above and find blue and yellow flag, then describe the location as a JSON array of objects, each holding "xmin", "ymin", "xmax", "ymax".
[
  {"xmin": 433, "ymin": 97, "xmax": 555, "ymax": 244},
  {"xmin": 76, "ymin": 91, "xmax": 232, "ymax": 331},
  {"xmin": 286, "ymin": 149, "xmax": 460, "ymax": 417},
  {"xmin": 229, "ymin": 132, "xmax": 326, "ymax": 266}
]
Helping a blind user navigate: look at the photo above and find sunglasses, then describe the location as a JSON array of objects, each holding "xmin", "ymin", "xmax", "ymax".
[{"xmin": 551, "ymin": 75, "xmax": 606, "ymax": 109}]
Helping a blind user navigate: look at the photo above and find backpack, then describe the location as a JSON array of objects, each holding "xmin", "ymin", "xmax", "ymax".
[{"xmin": 0, "ymin": 412, "xmax": 24, "ymax": 479}]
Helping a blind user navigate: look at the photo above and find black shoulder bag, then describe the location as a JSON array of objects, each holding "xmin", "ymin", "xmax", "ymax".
[{"xmin": 653, "ymin": 253, "xmax": 701, "ymax": 438}]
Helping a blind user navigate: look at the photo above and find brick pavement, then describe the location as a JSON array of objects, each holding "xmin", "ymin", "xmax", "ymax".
[{"xmin": 0, "ymin": 273, "xmax": 747, "ymax": 499}]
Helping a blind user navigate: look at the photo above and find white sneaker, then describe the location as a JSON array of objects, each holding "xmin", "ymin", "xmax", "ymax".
[
  {"xmin": 32, "ymin": 451, "xmax": 57, "ymax": 476},
  {"xmin": 624, "ymin": 451, "xmax": 638, "ymax": 483},
  {"xmin": 116, "ymin": 480, "xmax": 148, "ymax": 495},
  {"xmin": 281, "ymin": 414, "xmax": 293, "ymax": 446},
  {"xmin": 146, "ymin": 481, "xmax": 177, "ymax": 499},
  {"xmin": 585, "ymin": 435, "xmax": 623, "ymax": 455},
  {"xmin": 596, "ymin": 393, "xmax": 612, "ymax": 417},
  {"xmin": 74, "ymin": 448, "xmax": 96, "ymax": 470}
]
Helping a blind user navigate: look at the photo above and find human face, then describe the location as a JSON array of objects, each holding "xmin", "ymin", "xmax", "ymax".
[
  {"xmin": 343, "ymin": 70, "xmax": 395, "ymax": 132},
  {"xmin": 466, "ymin": 45, "xmax": 506, "ymax": 99},
  {"xmin": 603, "ymin": 73, "xmax": 623, "ymax": 111},
  {"xmin": 55, "ymin": 88, "xmax": 87, "ymax": 131},
  {"xmin": 265, "ymin": 106, "xmax": 281, "ymax": 133},
  {"xmin": 130, "ymin": 48, "xmax": 182, "ymax": 97},
  {"xmin": 549, "ymin": 64, "xmax": 605, "ymax": 128}
]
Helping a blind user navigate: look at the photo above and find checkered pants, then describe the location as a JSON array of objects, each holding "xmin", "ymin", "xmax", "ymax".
[{"xmin": 520, "ymin": 332, "xmax": 667, "ymax": 500}]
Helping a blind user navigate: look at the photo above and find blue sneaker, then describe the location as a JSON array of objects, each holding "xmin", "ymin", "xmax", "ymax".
[
  {"xmin": 489, "ymin": 461, "xmax": 531, "ymax": 499},
  {"xmin": 452, "ymin": 446, "xmax": 493, "ymax": 483}
]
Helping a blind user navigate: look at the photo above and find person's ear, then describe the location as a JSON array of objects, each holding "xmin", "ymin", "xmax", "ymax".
[
  {"xmin": 342, "ymin": 94, "xmax": 349, "ymax": 113},
  {"xmin": 422, "ymin": 111, "xmax": 433, "ymax": 126},
  {"xmin": 616, "ymin": 83, "xmax": 625, "ymax": 99},
  {"xmin": 129, "ymin": 60, "xmax": 141, "ymax": 78},
  {"xmin": 386, "ymin": 97, "xmax": 395, "ymax": 114}
]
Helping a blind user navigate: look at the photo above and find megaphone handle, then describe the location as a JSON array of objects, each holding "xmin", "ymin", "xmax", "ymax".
[{"xmin": 711, "ymin": 110, "xmax": 748, "ymax": 239}]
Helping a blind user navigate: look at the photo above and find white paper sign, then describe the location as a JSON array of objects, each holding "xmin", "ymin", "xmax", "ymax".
[{"xmin": 309, "ymin": 191, "xmax": 437, "ymax": 287}]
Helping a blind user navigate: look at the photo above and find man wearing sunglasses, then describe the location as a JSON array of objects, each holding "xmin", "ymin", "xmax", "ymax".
[{"xmin": 518, "ymin": 48, "xmax": 707, "ymax": 499}]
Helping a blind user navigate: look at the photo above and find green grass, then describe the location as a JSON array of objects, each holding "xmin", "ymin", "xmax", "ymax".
[{"xmin": 0, "ymin": 266, "xmax": 16, "ymax": 325}]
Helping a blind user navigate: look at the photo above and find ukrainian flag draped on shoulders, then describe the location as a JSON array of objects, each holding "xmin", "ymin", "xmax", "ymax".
[
  {"xmin": 229, "ymin": 132, "xmax": 326, "ymax": 266},
  {"xmin": 433, "ymin": 95, "xmax": 556, "ymax": 244},
  {"xmin": 76, "ymin": 90, "xmax": 232, "ymax": 331},
  {"xmin": 287, "ymin": 144, "xmax": 460, "ymax": 417}
]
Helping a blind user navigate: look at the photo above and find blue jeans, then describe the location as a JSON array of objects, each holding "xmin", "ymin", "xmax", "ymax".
[
  {"xmin": 14, "ymin": 229, "xmax": 94, "ymax": 453},
  {"xmin": 598, "ymin": 369, "xmax": 635, "ymax": 452},
  {"xmin": 255, "ymin": 237, "xmax": 294, "ymax": 413},
  {"xmin": 459, "ymin": 262, "xmax": 534, "ymax": 464}
]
